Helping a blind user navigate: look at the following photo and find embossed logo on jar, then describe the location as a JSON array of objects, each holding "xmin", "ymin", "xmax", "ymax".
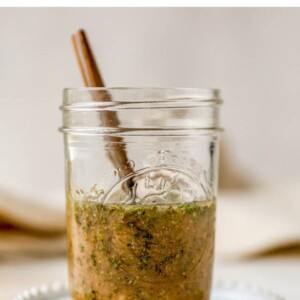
[{"xmin": 104, "ymin": 166, "xmax": 205, "ymax": 205}]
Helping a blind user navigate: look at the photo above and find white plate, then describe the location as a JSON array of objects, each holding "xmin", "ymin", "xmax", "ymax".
[{"xmin": 14, "ymin": 281, "xmax": 285, "ymax": 300}]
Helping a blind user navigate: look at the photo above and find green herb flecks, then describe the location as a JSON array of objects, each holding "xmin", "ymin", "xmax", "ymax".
[{"xmin": 68, "ymin": 196, "xmax": 215, "ymax": 300}]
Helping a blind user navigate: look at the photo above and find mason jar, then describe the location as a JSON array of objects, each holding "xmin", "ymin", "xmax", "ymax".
[{"xmin": 60, "ymin": 88, "xmax": 222, "ymax": 300}]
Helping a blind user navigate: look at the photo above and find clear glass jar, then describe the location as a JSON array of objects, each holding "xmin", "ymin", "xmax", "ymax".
[{"xmin": 60, "ymin": 88, "xmax": 222, "ymax": 300}]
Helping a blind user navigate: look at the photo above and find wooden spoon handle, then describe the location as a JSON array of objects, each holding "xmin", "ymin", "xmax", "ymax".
[
  {"xmin": 72, "ymin": 29, "xmax": 105, "ymax": 87},
  {"xmin": 71, "ymin": 29, "xmax": 134, "ymax": 180}
]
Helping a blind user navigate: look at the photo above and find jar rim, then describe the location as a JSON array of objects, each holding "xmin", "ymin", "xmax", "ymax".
[
  {"xmin": 62, "ymin": 87, "xmax": 222, "ymax": 110},
  {"xmin": 61, "ymin": 87, "xmax": 222, "ymax": 135},
  {"xmin": 64, "ymin": 87, "xmax": 220, "ymax": 95}
]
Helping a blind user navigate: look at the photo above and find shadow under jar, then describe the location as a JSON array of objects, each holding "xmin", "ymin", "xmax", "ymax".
[{"xmin": 60, "ymin": 88, "xmax": 222, "ymax": 300}]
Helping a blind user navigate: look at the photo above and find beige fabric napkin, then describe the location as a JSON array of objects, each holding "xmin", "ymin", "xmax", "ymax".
[
  {"xmin": 216, "ymin": 182, "xmax": 300, "ymax": 259},
  {"xmin": 0, "ymin": 186, "xmax": 66, "ymax": 258}
]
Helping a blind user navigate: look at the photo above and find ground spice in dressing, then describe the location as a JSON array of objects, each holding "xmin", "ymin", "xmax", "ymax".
[{"xmin": 67, "ymin": 196, "xmax": 215, "ymax": 300}]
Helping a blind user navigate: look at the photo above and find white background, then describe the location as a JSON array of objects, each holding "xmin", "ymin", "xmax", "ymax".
[
  {"xmin": 0, "ymin": 8, "xmax": 299, "ymax": 299},
  {"xmin": 0, "ymin": 8, "xmax": 299, "ymax": 198}
]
